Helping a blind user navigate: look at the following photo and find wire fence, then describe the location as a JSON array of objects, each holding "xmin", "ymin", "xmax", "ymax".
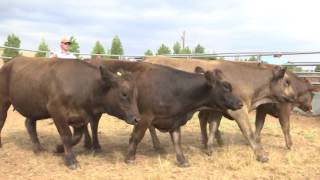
[{"xmin": 1, "ymin": 45, "xmax": 320, "ymax": 115}]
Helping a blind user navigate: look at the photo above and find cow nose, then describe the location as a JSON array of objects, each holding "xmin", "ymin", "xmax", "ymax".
[
  {"xmin": 238, "ymin": 101, "xmax": 243, "ymax": 108},
  {"xmin": 126, "ymin": 116, "xmax": 140, "ymax": 125},
  {"xmin": 134, "ymin": 117, "xmax": 140, "ymax": 124},
  {"xmin": 283, "ymin": 95, "xmax": 295, "ymax": 103}
]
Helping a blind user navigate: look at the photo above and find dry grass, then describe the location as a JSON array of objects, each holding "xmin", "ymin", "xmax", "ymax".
[{"xmin": 0, "ymin": 107, "xmax": 320, "ymax": 180}]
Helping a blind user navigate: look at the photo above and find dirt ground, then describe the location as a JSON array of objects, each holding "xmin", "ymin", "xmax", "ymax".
[{"xmin": 0, "ymin": 107, "xmax": 319, "ymax": 180}]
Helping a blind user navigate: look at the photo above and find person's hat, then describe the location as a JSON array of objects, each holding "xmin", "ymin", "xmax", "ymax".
[{"xmin": 60, "ymin": 37, "xmax": 71, "ymax": 43}]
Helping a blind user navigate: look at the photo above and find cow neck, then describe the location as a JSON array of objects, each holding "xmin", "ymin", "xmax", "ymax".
[
  {"xmin": 92, "ymin": 81, "xmax": 113, "ymax": 114},
  {"xmin": 173, "ymin": 77, "xmax": 211, "ymax": 117},
  {"xmin": 249, "ymin": 76, "xmax": 274, "ymax": 111}
]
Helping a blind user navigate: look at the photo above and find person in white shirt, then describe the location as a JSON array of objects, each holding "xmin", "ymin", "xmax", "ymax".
[{"xmin": 50, "ymin": 37, "xmax": 77, "ymax": 59}]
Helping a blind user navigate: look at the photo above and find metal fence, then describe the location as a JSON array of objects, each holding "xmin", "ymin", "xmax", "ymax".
[{"xmin": 1, "ymin": 45, "xmax": 320, "ymax": 115}]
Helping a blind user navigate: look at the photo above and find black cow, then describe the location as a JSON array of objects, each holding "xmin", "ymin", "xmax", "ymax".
[{"xmin": 85, "ymin": 59, "xmax": 243, "ymax": 167}]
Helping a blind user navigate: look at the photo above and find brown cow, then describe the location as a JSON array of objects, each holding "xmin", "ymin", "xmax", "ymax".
[
  {"xmin": 0, "ymin": 57, "xmax": 140, "ymax": 169},
  {"xmin": 254, "ymin": 71, "xmax": 315, "ymax": 149},
  {"xmin": 199, "ymin": 66, "xmax": 315, "ymax": 150},
  {"xmin": 144, "ymin": 56, "xmax": 296, "ymax": 162}
]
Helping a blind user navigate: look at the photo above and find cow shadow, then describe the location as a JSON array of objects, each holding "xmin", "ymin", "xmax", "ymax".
[{"xmin": 4, "ymin": 127, "xmax": 171, "ymax": 162}]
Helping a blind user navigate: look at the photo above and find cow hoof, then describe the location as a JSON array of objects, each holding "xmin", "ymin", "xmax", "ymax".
[
  {"xmin": 93, "ymin": 148, "xmax": 103, "ymax": 154},
  {"xmin": 55, "ymin": 145, "xmax": 64, "ymax": 153},
  {"xmin": 204, "ymin": 148, "xmax": 213, "ymax": 156},
  {"xmin": 286, "ymin": 143, "xmax": 293, "ymax": 150},
  {"xmin": 256, "ymin": 155, "xmax": 269, "ymax": 163},
  {"xmin": 155, "ymin": 147, "xmax": 167, "ymax": 154},
  {"xmin": 68, "ymin": 163, "xmax": 80, "ymax": 170},
  {"xmin": 217, "ymin": 140, "xmax": 224, "ymax": 147},
  {"xmin": 177, "ymin": 161, "xmax": 190, "ymax": 168},
  {"xmin": 124, "ymin": 158, "xmax": 136, "ymax": 165},
  {"xmin": 84, "ymin": 143, "xmax": 92, "ymax": 150},
  {"xmin": 33, "ymin": 146, "xmax": 46, "ymax": 154}
]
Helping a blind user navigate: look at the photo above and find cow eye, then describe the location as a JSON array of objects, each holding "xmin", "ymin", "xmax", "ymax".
[
  {"xmin": 121, "ymin": 92, "xmax": 128, "ymax": 98},
  {"xmin": 285, "ymin": 80, "xmax": 291, "ymax": 87},
  {"xmin": 222, "ymin": 82, "xmax": 232, "ymax": 92}
]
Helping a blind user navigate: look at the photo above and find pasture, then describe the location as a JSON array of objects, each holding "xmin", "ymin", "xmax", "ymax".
[{"xmin": 0, "ymin": 106, "xmax": 319, "ymax": 179}]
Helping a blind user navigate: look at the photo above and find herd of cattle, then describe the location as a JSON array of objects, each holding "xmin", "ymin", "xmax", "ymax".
[{"xmin": 0, "ymin": 56, "xmax": 317, "ymax": 169}]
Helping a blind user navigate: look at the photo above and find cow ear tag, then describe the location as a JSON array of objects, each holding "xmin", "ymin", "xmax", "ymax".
[{"xmin": 116, "ymin": 72, "xmax": 122, "ymax": 76}]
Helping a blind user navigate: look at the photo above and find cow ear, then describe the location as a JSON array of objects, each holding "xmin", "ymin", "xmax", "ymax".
[
  {"xmin": 122, "ymin": 71, "xmax": 133, "ymax": 81},
  {"xmin": 204, "ymin": 71, "xmax": 217, "ymax": 88},
  {"xmin": 213, "ymin": 69, "xmax": 223, "ymax": 81},
  {"xmin": 272, "ymin": 66, "xmax": 286, "ymax": 80},
  {"xmin": 99, "ymin": 66, "xmax": 118, "ymax": 87},
  {"xmin": 194, "ymin": 66, "xmax": 205, "ymax": 74}
]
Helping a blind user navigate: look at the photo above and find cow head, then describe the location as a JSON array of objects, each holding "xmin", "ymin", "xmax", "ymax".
[
  {"xmin": 269, "ymin": 66, "xmax": 296, "ymax": 103},
  {"xmin": 296, "ymin": 91, "xmax": 314, "ymax": 112},
  {"xmin": 294, "ymin": 78, "xmax": 319, "ymax": 112},
  {"xmin": 99, "ymin": 66, "xmax": 140, "ymax": 125},
  {"xmin": 196, "ymin": 67, "xmax": 243, "ymax": 111}
]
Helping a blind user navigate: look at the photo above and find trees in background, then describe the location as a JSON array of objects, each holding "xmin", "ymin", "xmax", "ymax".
[
  {"xmin": 2, "ymin": 34, "xmax": 21, "ymax": 62},
  {"xmin": 194, "ymin": 44, "xmax": 205, "ymax": 54},
  {"xmin": 110, "ymin": 36, "xmax": 124, "ymax": 55},
  {"xmin": 91, "ymin": 41, "xmax": 106, "ymax": 58},
  {"xmin": 157, "ymin": 44, "xmax": 171, "ymax": 55},
  {"xmin": 35, "ymin": 39, "xmax": 50, "ymax": 57},
  {"xmin": 173, "ymin": 42, "xmax": 181, "ymax": 54},
  {"xmin": 144, "ymin": 49, "xmax": 153, "ymax": 56},
  {"xmin": 69, "ymin": 36, "xmax": 80, "ymax": 58}
]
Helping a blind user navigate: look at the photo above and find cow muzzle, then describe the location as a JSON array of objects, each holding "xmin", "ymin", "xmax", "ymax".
[
  {"xmin": 126, "ymin": 115, "xmax": 141, "ymax": 125},
  {"xmin": 230, "ymin": 101, "xmax": 243, "ymax": 110},
  {"xmin": 282, "ymin": 95, "xmax": 295, "ymax": 103}
]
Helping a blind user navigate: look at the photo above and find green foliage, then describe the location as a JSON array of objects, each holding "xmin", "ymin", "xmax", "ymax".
[
  {"xmin": 35, "ymin": 39, "xmax": 50, "ymax": 57},
  {"xmin": 69, "ymin": 36, "xmax": 80, "ymax": 58},
  {"xmin": 315, "ymin": 65, "xmax": 320, "ymax": 72},
  {"xmin": 91, "ymin": 41, "xmax": 106, "ymax": 58},
  {"xmin": 173, "ymin": 42, "xmax": 181, "ymax": 54},
  {"xmin": 157, "ymin": 44, "xmax": 171, "ymax": 55},
  {"xmin": 198, "ymin": 56, "xmax": 217, "ymax": 60},
  {"xmin": 248, "ymin": 56, "xmax": 258, "ymax": 61},
  {"xmin": 110, "ymin": 35, "xmax": 124, "ymax": 56},
  {"xmin": 194, "ymin": 44, "xmax": 205, "ymax": 54},
  {"xmin": 283, "ymin": 65, "xmax": 303, "ymax": 72},
  {"xmin": 2, "ymin": 33, "xmax": 21, "ymax": 62},
  {"xmin": 144, "ymin": 49, "xmax": 153, "ymax": 56},
  {"xmin": 180, "ymin": 47, "xmax": 191, "ymax": 54}
]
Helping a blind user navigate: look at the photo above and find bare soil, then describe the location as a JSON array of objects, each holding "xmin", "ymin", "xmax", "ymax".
[{"xmin": 0, "ymin": 107, "xmax": 320, "ymax": 180}]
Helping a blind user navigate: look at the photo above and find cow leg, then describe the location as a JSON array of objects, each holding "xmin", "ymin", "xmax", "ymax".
[
  {"xmin": 148, "ymin": 125, "xmax": 166, "ymax": 153},
  {"xmin": 55, "ymin": 126, "xmax": 85, "ymax": 153},
  {"xmin": 0, "ymin": 100, "xmax": 11, "ymax": 148},
  {"xmin": 278, "ymin": 104, "xmax": 292, "ymax": 149},
  {"xmin": 214, "ymin": 119, "xmax": 223, "ymax": 146},
  {"xmin": 125, "ymin": 119, "xmax": 149, "ymax": 164},
  {"xmin": 170, "ymin": 127, "xmax": 189, "ymax": 167},
  {"xmin": 229, "ymin": 109, "xmax": 268, "ymax": 163},
  {"xmin": 52, "ymin": 118, "xmax": 79, "ymax": 169},
  {"xmin": 198, "ymin": 110, "xmax": 209, "ymax": 149},
  {"xmin": 199, "ymin": 110, "xmax": 223, "ymax": 155},
  {"xmin": 207, "ymin": 117, "xmax": 223, "ymax": 155},
  {"xmin": 90, "ymin": 115, "xmax": 102, "ymax": 153},
  {"xmin": 25, "ymin": 118, "xmax": 45, "ymax": 153},
  {"xmin": 83, "ymin": 125, "xmax": 92, "ymax": 150},
  {"xmin": 255, "ymin": 108, "xmax": 267, "ymax": 144}
]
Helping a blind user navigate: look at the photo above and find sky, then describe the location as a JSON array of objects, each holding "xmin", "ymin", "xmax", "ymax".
[{"xmin": 1, "ymin": 0, "xmax": 320, "ymax": 64}]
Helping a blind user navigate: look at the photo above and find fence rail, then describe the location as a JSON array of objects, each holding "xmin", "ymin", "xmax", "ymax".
[{"xmin": 1, "ymin": 45, "xmax": 320, "ymax": 115}]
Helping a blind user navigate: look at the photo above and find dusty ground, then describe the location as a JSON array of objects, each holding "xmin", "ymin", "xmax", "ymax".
[{"xmin": 0, "ymin": 107, "xmax": 320, "ymax": 180}]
